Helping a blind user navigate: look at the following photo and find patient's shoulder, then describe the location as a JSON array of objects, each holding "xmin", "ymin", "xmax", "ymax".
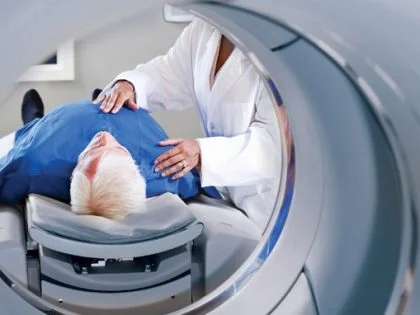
[
  {"xmin": 49, "ymin": 100, "xmax": 97, "ymax": 114},
  {"xmin": 45, "ymin": 100, "xmax": 102, "ymax": 123}
]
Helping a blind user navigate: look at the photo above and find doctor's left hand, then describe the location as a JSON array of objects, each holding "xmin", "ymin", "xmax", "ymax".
[{"xmin": 154, "ymin": 139, "xmax": 201, "ymax": 180}]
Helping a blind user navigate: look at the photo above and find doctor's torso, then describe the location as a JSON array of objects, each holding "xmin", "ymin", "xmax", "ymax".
[
  {"xmin": 189, "ymin": 21, "xmax": 281, "ymax": 229},
  {"xmin": 112, "ymin": 18, "xmax": 282, "ymax": 230},
  {"xmin": 192, "ymin": 22, "xmax": 260, "ymax": 138}
]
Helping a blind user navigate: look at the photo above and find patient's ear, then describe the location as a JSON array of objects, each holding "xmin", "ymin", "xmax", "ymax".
[
  {"xmin": 77, "ymin": 148, "xmax": 88, "ymax": 162},
  {"xmin": 70, "ymin": 170, "xmax": 91, "ymax": 215}
]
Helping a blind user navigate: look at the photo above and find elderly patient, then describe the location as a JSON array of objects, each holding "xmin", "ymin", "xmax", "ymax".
[
  {"xmin": 0, "ymin": 90, "xmax": 200, "ymax": 219},
  {"xmin": 70, "ymin": 131, "xmax": 147, "ymax": 219}
]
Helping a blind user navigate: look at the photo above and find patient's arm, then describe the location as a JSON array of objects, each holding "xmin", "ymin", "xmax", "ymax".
[{"xmin": 0, "ymin": 132, "xmax": 15, "ymax": 159}]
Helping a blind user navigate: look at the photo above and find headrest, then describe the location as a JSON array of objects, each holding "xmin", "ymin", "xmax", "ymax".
[{"xmin": 27, "ymin": 193, "xmax": 197, "ymax": 244}]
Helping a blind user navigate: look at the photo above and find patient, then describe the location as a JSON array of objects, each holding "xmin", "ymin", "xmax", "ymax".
[{"xmin": 0, "ymin": 89, "xmax": 201, "ymax": 218}]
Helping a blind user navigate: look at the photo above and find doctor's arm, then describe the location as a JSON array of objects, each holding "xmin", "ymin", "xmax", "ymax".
[
  {"xmin": 197, "ymin": 93, "xmax": 282, "ymax": 187},
  {"xmin": 95, "ymin": 18, "xmax": 203, "ymax": 114},
  {"xmin": 155, "ymin": 88, "xmax": 283, "ymax": 186}
]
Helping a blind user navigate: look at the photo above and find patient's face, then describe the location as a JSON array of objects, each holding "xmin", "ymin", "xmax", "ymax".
[{"xmin": 73, "ymin": 131, "xmax": 132, "ymax": 181}]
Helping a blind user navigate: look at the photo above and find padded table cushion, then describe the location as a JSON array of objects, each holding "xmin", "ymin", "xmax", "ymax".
[{"xmin": 28, "ymin": 193, "xmax": 197, "ymax": 244}]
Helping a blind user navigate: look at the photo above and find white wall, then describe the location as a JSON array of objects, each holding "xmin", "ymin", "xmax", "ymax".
[{"xmin": 0, "ymin": 7, "xmax": 203, "ymax": 139}]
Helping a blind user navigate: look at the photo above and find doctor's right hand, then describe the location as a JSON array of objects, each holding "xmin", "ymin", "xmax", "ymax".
[{"xmin": 93, "ymin": 80, "xmax": 139, "ymax": 114}]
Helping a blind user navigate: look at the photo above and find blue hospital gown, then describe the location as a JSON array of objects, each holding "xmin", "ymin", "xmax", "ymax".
[{"xmin": 0, "ymin": 100, "xmax": 201, "ymax": 204}]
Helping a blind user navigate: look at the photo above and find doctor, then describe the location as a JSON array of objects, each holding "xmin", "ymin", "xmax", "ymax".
[{"xmin": 95, "ymin": 18, "xmax": 282, "ymax": 230}]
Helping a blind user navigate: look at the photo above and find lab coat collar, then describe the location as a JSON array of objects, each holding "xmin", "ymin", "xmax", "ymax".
[
  {"xmin": 210, "ymin": 48, "xmax": 250, "ymax": 105},
  {"xmin": 204, "ymin": 29, "xmax": 251, "ymax": 105},
  {"xmin": 238, "ymin": 50, "xmax": 250, "ymax": 71},
  {"xmin": 204, "ymin": 29, "xmax": 249, "ymax": 65}
]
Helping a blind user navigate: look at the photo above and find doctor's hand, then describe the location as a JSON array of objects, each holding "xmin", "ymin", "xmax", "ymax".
[
  {"xmin": 93, "ymin": 80, "xmax": 139, "ymax": 114},
  {"xmin": 154, "ymin": 139, "xmax": 201, "ymax": 180}
]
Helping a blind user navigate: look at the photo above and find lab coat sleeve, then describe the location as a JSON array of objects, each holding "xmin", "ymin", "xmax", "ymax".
[
  {"xmin": 105, "ymin": 18, "xmax": 205, "ymax": 112},
  {"xmin": 197, "ymin": 87, "xmax": 283, "ymax": 187}
]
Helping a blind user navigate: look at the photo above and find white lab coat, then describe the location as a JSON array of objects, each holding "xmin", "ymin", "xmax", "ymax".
[{"xmin": 105, "ymin": 18, "xmax": 282, "ymax": 230}]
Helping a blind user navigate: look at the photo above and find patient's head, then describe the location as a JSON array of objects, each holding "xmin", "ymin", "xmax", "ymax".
[{"xmin": 70, "ymin": 131, "xmax": 146, "ymax": 219}]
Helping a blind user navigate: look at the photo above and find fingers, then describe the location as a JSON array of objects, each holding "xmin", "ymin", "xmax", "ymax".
[
  {"xmin": 101, "ymin": 91, "xmax": 119, "ymax": 113},
  {"xmin": 126, "ymin": 98, "xmax": 139, "ymax": 110},
  {"xmin": 96, "ymin": 81, "xmax": 137, "ymax": 113},
  {"xmin": 100, "ymin": 94, "xmax": 111, "ymax": 110},
  {"xmin": 154, "ymin": 139, "xmax": 200, "ymax": 179},
  {"xmin": 171, "ymin": 164, "xmax": 192, "ymax": 180},
  {"xmin": 93, "ymin": 93, "xmax": 105, "ymax": 104},
  {"xmin": 159, "ymin": 138, "xmax": 184, "ymax": 146},
  {"xmin": 157, "ymin": 157, "xmax": 192, "ymax": 179},
  {"xmin": 111, "ymin": 94, "xmax": 128, "ymax": 114},
  {"xmin": 154, "ymin": 150, "xmax": 183, "ymax": 172},
  {"xmin": 161, "ymin": 159, "xmax": 187, "ymax": 177},
  {"xmin": 154, "ymin": 145, "xmax": 182, "ymax": 165}
]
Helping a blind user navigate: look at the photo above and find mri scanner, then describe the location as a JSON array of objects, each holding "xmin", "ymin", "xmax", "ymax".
[{"xmin": 1, "ymin": 0, "xmax": 420, "ymax": 314}]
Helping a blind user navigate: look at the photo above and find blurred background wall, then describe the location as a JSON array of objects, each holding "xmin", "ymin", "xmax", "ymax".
[{"xmin": 0, "ymin": 6, "xmax": 203, "ymax": 138}]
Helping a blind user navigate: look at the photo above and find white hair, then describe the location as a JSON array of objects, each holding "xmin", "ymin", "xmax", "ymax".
[{"xmin": 70, "ymin": 154, "xmax": 147, "ymax": 219}]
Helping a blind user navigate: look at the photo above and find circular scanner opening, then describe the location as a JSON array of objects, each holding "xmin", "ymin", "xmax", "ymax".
[
  {"xmin": 2, "ymin": 3, "xmax": 411, "ymax": 315},
  {"xmin": 0, "ymin": 4, "xmax": 291, "ymax": 315}
]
